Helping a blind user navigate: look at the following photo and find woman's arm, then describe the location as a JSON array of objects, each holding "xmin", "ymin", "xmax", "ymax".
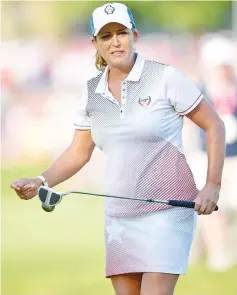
[
  {"xmin": 186, "ymin": 98, "xmax": 226, "ymax": 214},
  {"xmin": 11, "ymin": 129, "xmax": 95, "ymax": 199},
  {"xmin": 41, "ymin": 129, "xmax": 95, "ymax": 187}
]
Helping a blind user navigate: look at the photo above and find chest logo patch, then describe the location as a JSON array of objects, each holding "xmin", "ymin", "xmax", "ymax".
[{"xmin": 138, "ymin": 96, "xmax": 151, "ymax": 107}]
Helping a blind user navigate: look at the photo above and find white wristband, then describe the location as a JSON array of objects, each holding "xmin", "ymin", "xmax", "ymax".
[{"xmin": 36, "ymin": 175, "xmax": 48, "ymax": 187}]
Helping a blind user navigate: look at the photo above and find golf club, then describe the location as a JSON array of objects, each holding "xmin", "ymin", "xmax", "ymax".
[{"xmin": 38, "ymin": 186, "xmax": 219, "ymax": 212}]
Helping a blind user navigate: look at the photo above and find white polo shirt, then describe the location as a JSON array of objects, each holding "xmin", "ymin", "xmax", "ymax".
[{"xmin": 74, "ymin": 54, "xmax": 203, "ymax": 217}]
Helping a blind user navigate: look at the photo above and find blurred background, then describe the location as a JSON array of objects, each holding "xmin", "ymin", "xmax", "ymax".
[{"xmin": 1, "ymin": 1, "xmax": 237, "ymax": 295}]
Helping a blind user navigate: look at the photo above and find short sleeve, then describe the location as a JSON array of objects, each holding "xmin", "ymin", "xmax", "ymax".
[
  {"xmin": 74, "ymin": 84, "xmax": 91, "ymax": 130},
  {"xmin": 165, "ymin": 66, "xmax": 203, "ymax": 115}
]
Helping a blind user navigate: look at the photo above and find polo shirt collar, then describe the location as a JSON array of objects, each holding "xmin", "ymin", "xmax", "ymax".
[{"xmin": 95, "ymin": 54, "xmax": 144, "ymax": 94}]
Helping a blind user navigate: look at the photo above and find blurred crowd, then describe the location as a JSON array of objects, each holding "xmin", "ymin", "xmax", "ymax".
[{"xmin": 1, "ymin": 31, "xmax": 237, "ymax": 272}]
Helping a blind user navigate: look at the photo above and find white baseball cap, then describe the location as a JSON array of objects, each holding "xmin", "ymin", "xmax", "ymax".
[{"xmin": 90, "ymin": 3, "xmax": 136, "ymax": 36}]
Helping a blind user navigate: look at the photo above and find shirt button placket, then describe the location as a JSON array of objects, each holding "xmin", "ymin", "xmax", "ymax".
[{"xmin": 120, "ymin": 81, "xmax": 127, "ymax": 118}]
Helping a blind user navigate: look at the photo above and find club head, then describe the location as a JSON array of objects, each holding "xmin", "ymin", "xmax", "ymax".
[
  {"xmin": 38, "ymin": 186, "xmax": 62, "ymax": 212},
  {"xmin": 42, "ymin": 203, "xmax": 55, "ymax": 212}
]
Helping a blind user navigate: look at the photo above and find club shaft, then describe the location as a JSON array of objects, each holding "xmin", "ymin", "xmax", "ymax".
[
  {"xmin": 62, "ymin": 190, "xmax": 169, "ymax": 204},
  {"xmin": 62, "ymin": 190, "xmax": 218, "ymax": 211},
  {"xmin": 38, "ymin": 187, "xmax": 218, "ymax": 211}
]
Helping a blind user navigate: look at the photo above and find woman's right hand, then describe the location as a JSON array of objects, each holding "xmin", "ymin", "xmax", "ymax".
[{"xmin": 10, "ymin": 178, "xmax": 43, "ymax": 200}]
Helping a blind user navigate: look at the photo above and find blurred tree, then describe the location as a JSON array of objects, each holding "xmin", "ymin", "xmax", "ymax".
[
  {"xmin": 2, "ymin": 2, "xmax": 60, "ymax": 39},
  {"xmin": 54, "ymin": 1, "xmax": 232, "ymax": 34},
  {"xmin": 2, "ymin": 1, "xmax": 232, "ymax": 39},
  {"xmin": 128, "ymin": 1, "xmax": 231, "ymax": 32},
  {"xmin": 149, "ymin": 1, "xmax": 232, "ymax": 33}
]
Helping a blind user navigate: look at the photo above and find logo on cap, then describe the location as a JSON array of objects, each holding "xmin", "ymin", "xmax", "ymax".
[
  {"xmin": 138, "ymin": 96, "xmax": 151, "ymax": 107},
  {"xmin": 104, "ymin": 5, "xmax": 115, "ymax": 15}
]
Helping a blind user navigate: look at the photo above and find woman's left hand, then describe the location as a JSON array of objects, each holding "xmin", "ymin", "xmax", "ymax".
[{"xmin": 194, "ymin": 183, "xmax": 221, "ymax": 215}]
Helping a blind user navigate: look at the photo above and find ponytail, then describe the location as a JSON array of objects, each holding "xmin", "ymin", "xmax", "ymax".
[{"xmin": 95, "ymin": 50, "xmax": 107, "ymax": 72}]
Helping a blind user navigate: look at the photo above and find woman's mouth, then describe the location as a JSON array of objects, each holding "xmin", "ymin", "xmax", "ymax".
[{"xmin": 111, "ymin": 51, "xmax": 125, "ymax": 56}]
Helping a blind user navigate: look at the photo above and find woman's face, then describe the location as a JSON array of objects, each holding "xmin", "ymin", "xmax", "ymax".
[{"xmin": 92, "ymin": 22, "xmax": 138, "ymax": 68}]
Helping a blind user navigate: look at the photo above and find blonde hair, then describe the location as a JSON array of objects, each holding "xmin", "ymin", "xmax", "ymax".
[{"xmin": 95, "ymin": 50, "xmax": 107, "ymax": 72}]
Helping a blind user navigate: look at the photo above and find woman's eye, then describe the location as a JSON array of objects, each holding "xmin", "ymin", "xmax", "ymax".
[
  {"xmin": 101, "ymin": 34, "xmax": 110, "ymax": 39},
  {"xmin": 100, "ymin": 31, "xmax": 127, "ymax": 39}
]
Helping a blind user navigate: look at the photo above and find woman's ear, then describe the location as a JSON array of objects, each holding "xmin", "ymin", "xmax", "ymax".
[
  {"xmin": 133, "ymin": 30, "xmax": 139, "ymax": 43},
  {"xmin": 91, "ymin": 38, "xmax": 98, "ymax": 50}
]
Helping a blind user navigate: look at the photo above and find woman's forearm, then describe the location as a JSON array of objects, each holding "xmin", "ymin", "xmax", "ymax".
[
  {"xmin": 38, "ymin": 130, "xmax": 95, "ymax": 188},
  {"xmin": 40, "ymin": 146, "xmax": 91, "ymax": 187},
  {"xmin": 11, "ymin": 130, "xmax": 95, "ymax": 200},
  {"xmin": 206, "ymin": 120, "xmax": 226, "ymax": 187}
]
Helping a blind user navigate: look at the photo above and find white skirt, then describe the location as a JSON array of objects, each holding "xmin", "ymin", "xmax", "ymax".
[{"xmin": 104, "ymin": 207, "xmax": 197, "ymax": 277}]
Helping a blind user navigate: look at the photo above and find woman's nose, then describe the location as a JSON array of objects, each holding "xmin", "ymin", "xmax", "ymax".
[{"xmin": 112, "ymin": 34, "xmax": 121, "ymax": 46}]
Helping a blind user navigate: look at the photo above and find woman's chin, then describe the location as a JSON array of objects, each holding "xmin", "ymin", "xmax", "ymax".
[{"xmin": 109, "ymin": 55, "xmax": 129, "ymax": 67}]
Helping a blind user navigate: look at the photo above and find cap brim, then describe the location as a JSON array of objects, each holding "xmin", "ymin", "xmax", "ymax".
[{"xmin": 94, "ymin": 19, "xmax": 133, "ymax": 36}]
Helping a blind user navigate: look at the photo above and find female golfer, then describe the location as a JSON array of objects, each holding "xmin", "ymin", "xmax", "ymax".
[{"xmin": 11, "ymin": 3, "xmax": 226, "ymax": 295}]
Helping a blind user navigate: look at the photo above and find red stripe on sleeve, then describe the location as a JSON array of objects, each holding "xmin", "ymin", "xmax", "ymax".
[{"xmin": 178, "ymin": 93, "xmax": 203, "ymax": 114}]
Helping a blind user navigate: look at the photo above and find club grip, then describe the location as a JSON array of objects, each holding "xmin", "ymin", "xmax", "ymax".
[{"xmin": 168, "ymin": 200, "xmax": 218, "ymax": 211}]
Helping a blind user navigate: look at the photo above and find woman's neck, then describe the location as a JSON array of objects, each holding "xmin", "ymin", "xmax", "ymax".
[{"xmin": 108, "ymin": 53, "xmax": 137, "ymax": 82}]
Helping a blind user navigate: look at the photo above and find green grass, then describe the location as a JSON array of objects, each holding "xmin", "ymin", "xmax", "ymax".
[{"xmin": 2, "ymin": 163, "xmax": 237, "ymax": 295}]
